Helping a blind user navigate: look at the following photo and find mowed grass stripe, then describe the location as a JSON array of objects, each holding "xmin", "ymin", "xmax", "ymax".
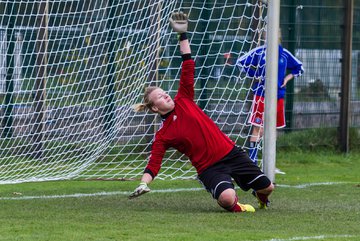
[{"xmin": 0, "ymin": 181, "xmax": 357, "ymax": 201}]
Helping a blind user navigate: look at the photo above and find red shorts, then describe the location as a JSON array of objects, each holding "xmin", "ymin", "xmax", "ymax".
[{"xmin": 249, "ymin": 95, "xmax": 285, "ymax": 128}]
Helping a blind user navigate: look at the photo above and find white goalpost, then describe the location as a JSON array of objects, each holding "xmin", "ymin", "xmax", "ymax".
[
  {"xmin": 0, "ymin": 0, "xmax": 269, "ymax": 184},
  {"xmin": 262, "ymin": 0, "xmax": 279, "ymax": 183}
]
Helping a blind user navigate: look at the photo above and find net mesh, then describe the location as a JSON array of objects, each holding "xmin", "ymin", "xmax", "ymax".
[{"xmin": 0, "ymin": 0, "xmax": 267, "ymax": 183}]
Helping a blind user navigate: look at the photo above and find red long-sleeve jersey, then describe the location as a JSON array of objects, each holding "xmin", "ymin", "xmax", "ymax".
[{"xmin": 145, "ymin": 59, "xmax": 235, "ymax": 177}]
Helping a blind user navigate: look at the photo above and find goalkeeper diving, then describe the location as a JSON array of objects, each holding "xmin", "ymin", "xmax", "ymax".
[{"xmin": 129, "ymin": 11, "xmax": 274, "ymax": 212}]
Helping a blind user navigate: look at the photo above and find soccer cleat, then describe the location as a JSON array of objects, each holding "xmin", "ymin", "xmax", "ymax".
[
  {"xmin": 252, "ymin": 190, "xmax": 270, "ymax": 209},
  {"xmin": 238, "ymin": 203, "xmax": 255, "ymax": 212}
]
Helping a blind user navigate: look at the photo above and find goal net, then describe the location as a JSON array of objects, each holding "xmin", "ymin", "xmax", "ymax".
[{"xmin": 0, "ymin": 0, "xmax": 267, "ymax": 183}]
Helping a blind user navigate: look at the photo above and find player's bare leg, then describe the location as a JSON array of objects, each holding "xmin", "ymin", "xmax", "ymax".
[{"xmin": 217, "ymin": 188, "xmax": 255, "ymax": 213}]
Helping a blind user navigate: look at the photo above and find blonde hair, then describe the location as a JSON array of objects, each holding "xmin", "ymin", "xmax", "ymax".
[{"xmin": 133, "ymin": 86, "xmax": 160, "ymax": 112}]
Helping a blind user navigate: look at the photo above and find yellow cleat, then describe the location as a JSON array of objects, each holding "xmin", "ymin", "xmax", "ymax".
[
  {"xmin": 252, "ymin": 190, "xmax": 270, "ymax": 209},
  {"xmin": 238, "ymin": 203, "xmax": 256, "ymax": 212}
]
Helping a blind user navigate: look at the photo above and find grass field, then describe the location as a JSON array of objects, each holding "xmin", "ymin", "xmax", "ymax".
[{"xmin": 0, "ymin": 150, "xmax": 359, "ymax": 241}]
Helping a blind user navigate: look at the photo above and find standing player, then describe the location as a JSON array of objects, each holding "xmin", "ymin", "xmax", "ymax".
[
  {"xmin": 129, "ymin": 11, "xmax": 274, "ymax": 212},
  {"xmin": 237, "ymin": 34, "xmax": 304, "ymax": 168}
]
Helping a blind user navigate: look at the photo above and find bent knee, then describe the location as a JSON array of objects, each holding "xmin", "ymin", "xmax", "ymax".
[
  {"xmin": 258, "ymin": 183, "xmax": 275, "ymax": 195},
  {"xmin": 218, "ymin": 188, "xmax": 236, "ymax": 208}
]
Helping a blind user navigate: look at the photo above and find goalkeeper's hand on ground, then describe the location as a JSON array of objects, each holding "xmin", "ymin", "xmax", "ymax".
[
  {"xmin": 169, "ymin": 11, "xmax": 188, "ymax": 33},
  {"xmin": 128, "ymin": 182, "xmax": 151, "ymax": 199}
]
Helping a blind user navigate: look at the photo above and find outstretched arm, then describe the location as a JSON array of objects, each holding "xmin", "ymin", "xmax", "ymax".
[
  {"xmin": 170, "ymin": 11, "xmax": 194, "ymax": 100},
  {"xmin": 129, "ymin": 138, "xmax": 166, "ymax": 199}
]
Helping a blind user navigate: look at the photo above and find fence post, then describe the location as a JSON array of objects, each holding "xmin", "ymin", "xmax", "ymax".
[
  {"xmin": 285, "ymin": 0, "xmax": 296, "ymax": 132},
  {"xmin": 145, "ymin": 0, "xmax": 162, "ymax": 151},
  {"xmin": 33, "ymin": 1, "xmax": 48, "ymax": 159},
  {"xmin": 104, "ymin": 0, "xmax": 117, "ymax": 138},
  {"xmin": 339, "ymin": 0, "xmax": 353, "ymax": 153},
  {"xmin": 199, "ymin": 0, "xmax": 210, "ymax": 110},
  {"xmin": 2, "ymin": 1, "xmax": 16, "ymax": 138}
]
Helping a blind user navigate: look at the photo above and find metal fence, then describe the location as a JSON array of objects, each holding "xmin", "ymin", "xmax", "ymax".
[{"xmin": 280, "ymin": 0, "xmax": 360, "ymax": 131}]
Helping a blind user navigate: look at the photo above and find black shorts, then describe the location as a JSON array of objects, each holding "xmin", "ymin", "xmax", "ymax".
[{"xmin": 198, "ymin": 146, "xmax": 271, "ymax": 199}]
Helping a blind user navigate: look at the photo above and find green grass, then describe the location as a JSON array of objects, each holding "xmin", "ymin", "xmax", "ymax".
[
  {"xmin": 277, "ymin": 127, "xmax": 360, "ymax": 151},
  {"xmin": 0, "ymin": 150, "xmax": 359, "ymax": 241}
]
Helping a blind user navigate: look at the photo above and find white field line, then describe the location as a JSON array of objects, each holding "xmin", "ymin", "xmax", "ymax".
[
  {"xmin": 0, "ymin": 181, "xmax": 357, "ymax": 201},
  {"xmin": 262, "ymin": 234, "xmax": 356, "ymax": 241},
  {"xmin": 0, "ymin": 187, "xmax": 203, "ymax": 200},
  {"xmin": 275, "ymin": 181, "xmax": 358, "ymax": 189}
]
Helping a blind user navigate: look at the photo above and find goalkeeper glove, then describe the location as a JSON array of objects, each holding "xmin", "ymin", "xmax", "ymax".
[
  {"xmin": 128, "ymin": 182, "xmax": 151, "ymax": 199},
  {"xmin": 169, "ymin": 11, "xmax": 188, "ymax": 33}
]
